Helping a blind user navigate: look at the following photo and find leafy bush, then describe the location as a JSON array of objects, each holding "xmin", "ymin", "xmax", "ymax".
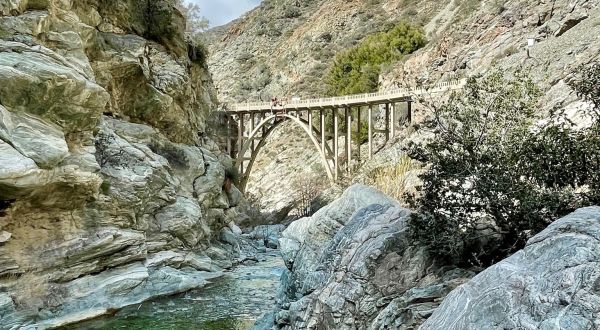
[
  {"xmin": 406, "ymin": 70, "xmax": 600, "ymax": 266},
  {"xmin": 282, "ymin": 5, "xmax": 302, "ymax": 18},
  {"xmin": 325, "ymin": 22, "xmax": 426, "ymax": 96}
]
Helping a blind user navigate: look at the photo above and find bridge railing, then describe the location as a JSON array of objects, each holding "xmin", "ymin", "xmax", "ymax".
[{"xmin": 229, "ymin": 79, "xmax": 467, "ymax": 112}]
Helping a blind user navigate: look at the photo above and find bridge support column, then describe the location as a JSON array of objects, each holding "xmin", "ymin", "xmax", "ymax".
[
  {"xmin": 407, "ymin": 100, "xmax": 412, "ymax": 124},
  {"xmin": 308, "ymin": 110, "xmax": 313, "ymax": 134},
  {"xmin": 385, "ymin": 103, "xmax": 390, "ymax": 142},
  {"xmin": 333, "ymin": 108, "xmax": 339, "ymax": 181},
  {"xmin": 320, "ymin": 110, "xmax": 326, "ymax": 155},
  {"xmin": 390, "ymin": 103, "xmax": 396, "ymax": 138},
  {"xmin": 368, "ymin": 105, "xmax": 373, "ymax": 159},
  {"xmin": 237, "ymin": 114, "xmax": 245, "ymax": 174},
  {"xmin": 346, "ymin": 108, "xmax": 352, "ymax": 172},
  {"xmin": 226, "ymin": 115, "xmax": 232, "ymax": 156},
  {"xmin": 357, "ymin": 107, "xmax": 361, "ymax": 161},
  {"xmin": 250, "ymin": 113, "xmax": 255, "ymax": 153}
]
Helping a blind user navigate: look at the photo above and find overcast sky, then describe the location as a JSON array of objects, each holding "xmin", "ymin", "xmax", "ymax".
[{"xmin": 186, "ymin": 0, "xmax": 262, "ymax": 27}]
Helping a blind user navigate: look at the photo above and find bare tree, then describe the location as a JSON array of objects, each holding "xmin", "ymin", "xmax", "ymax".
[
  {"xmin": 292, "ymin": 175, "xmax": 327, "ymax": 218},
  {"xmin": 176, "ymin": 0, "xmax": 210, "ymax": 38}
]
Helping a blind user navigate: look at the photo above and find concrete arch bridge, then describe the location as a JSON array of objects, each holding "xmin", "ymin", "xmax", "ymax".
[{"xmin": 224, "ymin": 79, "xmax": 466, "ymax": 192}]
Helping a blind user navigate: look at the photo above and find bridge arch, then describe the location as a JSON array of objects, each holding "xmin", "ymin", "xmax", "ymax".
[
  {"xmin": 226, "ymin": 79, "xmax": 468, "ymax": 193},
  {"xmin": 235, "ymin": 114, "xmax": 335, "ymax": 192}
]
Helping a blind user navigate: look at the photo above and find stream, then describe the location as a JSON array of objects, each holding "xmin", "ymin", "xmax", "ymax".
[{"xmin": 65, "ymin": 251, "xmax": 284, "ymax": 330}]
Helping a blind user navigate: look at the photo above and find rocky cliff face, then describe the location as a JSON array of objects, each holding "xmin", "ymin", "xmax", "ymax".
[{"xmin": 0, "ymin": 0, "xmax": 247, "ymax": 328}]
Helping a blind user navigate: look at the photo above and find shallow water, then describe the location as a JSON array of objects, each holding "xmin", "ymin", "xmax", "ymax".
[{"xmin": 65, "ymin": 252, "xmax": 284, "ymax": 330}]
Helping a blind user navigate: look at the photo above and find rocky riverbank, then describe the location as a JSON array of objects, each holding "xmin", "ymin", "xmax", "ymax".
[
  {"xmin": 254, "ymin": 185, "xmax": 600, "ymax": 329},
  {"xmin": 61, "ymin": 250, "xmax": 285, "ymax": 330}
]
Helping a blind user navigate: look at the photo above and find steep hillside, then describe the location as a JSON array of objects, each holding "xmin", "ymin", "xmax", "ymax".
[
  {"xmin": 0, "ymin": 0, "xmax": 251, "ymax": 327},
  {"xmin": 208, "ymin": 0, "xmax": 599, "ymax": 223},
  {"xmin": 208, "ymin": 0, "xmax": 444, "ymax": 102}
]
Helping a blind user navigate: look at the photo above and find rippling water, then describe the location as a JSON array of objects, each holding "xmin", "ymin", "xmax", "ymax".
[{"xmin": 65, "ymin": 252, "xmax": 284, "ymax": 330}]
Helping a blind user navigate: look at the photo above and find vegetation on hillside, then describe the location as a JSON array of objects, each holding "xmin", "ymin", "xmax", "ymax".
[
  {"xmin": 325, "ymin": 22, "xmax": 426, "ymax": 96},
  {"xmin": 406, "ymin": 68, "xmax": 600, "ymax": 266}
]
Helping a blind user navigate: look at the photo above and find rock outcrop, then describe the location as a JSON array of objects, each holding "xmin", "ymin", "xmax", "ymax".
[
  {"xmin": 0, "ymin": 0, "xmax": 249, "ymax": 328},
  {"xmin": 257, "ymin": 185, "xmax": 473, "ymax": 329},
  {"xmin": 257, "ymin": 186, "xmax": 600, "ymax": 330},
  {"xmin": 422, "ymin": 206, "xmax": 600, "ymax": 329}
]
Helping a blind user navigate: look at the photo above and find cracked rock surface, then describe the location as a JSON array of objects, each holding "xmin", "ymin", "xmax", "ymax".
[
  {"xmin": 422, "ymin": 206, "xmax": 600, "ymax": 330},
  {"xmin": 0, "ymin": 0, "xmax": 256, "ymax": 328}
]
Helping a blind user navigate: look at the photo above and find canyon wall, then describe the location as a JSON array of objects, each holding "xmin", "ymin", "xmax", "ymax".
[{"xmin": 0, "ymin": 0, "xmax": 249, "ymax": 327}]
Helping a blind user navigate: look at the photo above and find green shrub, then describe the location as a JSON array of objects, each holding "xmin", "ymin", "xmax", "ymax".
[
  {"xmin": 187, "ymin": 38, "xmax": 209, "ymax": 64},
  {"xmin": 325, "ymin": 22, "xmax": 426, "ymax": 96},
  {"xmin": 406, "ymin": 71, "xmax": 600, "ymax": 266},
  {"xmin": 100, "ymin": 180, "xmax": 111, "ymax": 195},
  {"xmin": 282, "ymin": 5, "xmax": 302, "ymax": 18},
  {"xmin": 354, "ymin": 121, "xmax": 369, "ymax": 145},
  {"xmin": 224, "ymin": 167, "xmax": 240, "ymax": 184}
]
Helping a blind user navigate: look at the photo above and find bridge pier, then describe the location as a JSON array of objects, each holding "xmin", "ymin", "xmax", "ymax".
[
  {"xmin": 346, "ymin": 108, "xmax": 352, "ymax": 172},
  {"xmin": 320, "ymin": 110, "xmax": 326, "ymax": 155},
  {"xmin": 237, "ymin": 114, "xmax": 244, "ymax": 174},
  {"xmin": 333, "ymin": 108, "xmax": 339, "ymax": 180},
  {"xmin": 357, "ymin": 106, "xmax": 361, "ymax": 161},
  {"xmin": 390, "ymin": 103, "xmax": 396, "ymax": 137},
  {"xmin": 368, "ymin": 105, "xmax": 373, "ymax": 159},
  {"xmin": 226, "ymin": 115, "xmax": 232, "ymax": 156},
  {"xmin": 385, "ymin": 103, "xmax": 390, "ymax": 143}
]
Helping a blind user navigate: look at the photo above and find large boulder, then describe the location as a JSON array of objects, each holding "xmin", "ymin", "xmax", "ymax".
[
  {"xmin": 421, "ymin": 206, "xmax": 600, "ymax": 330},
  {"xmin": 266, "ymin": 185, "xmax": 473, "ymax": 330}
]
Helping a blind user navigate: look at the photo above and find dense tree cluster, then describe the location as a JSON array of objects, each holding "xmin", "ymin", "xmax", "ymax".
[
  {"xmin": 406, "ymin": 68, "xmax": 600, "ymax": 266},
  {"xmin": 325, "ymin": 22, "xmax": 426, "ymax": 96}
]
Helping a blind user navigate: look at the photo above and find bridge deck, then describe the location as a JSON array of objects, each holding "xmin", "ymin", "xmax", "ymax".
[{"xmin": 229, "ymin": 79, "xmax": 466, "ymax": 113}]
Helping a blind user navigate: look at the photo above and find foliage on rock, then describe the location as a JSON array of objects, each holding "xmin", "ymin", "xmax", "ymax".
[
  {"xmin": 406, "ymin": 70, "xmax": 600, "ymax": 266},
  {"xmin": 325, "ymin": 22, "xmax": 426, "ymax": 96}
]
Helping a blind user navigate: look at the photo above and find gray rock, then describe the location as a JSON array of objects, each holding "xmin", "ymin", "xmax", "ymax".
[
  {"xmin": 220, "ymin": 227, "xmax": 240, "ymax": 247},
  {"xmin": 156, "ymin": 196, "xmax": 205, "ymax": 247},
  {"xmin": 33, "ymin": 263, "xmax": 223, "ymax": 329},
  {"xmin": 0, "ymin": 231, "xmax": 10, "ymax": 243},
  {"xmin": 421, "ymin": 206, "xmax": 600, "ymax": 330},
  {"xmin": 0, "ymin": 106, "xmax": 69, "ymax": 168},
  {"xmin": 249, "ymin": 224, "xmax": 285, "ymax": 249},
  {"xmin": 271, "ymin": 185, "xmax": 472, "ymax": 330},
  {"xmin": 252, "ymin": 312, "xmax": 276, "ymax": 330},
  {"xmin": 0, "ymin": 41, "xmax": 109, "ymax": 133}
]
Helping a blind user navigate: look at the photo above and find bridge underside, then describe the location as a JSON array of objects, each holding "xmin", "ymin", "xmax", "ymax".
[{"xmin": 226, "ymin": 99, "xmax": 413, "ymax": 192}]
